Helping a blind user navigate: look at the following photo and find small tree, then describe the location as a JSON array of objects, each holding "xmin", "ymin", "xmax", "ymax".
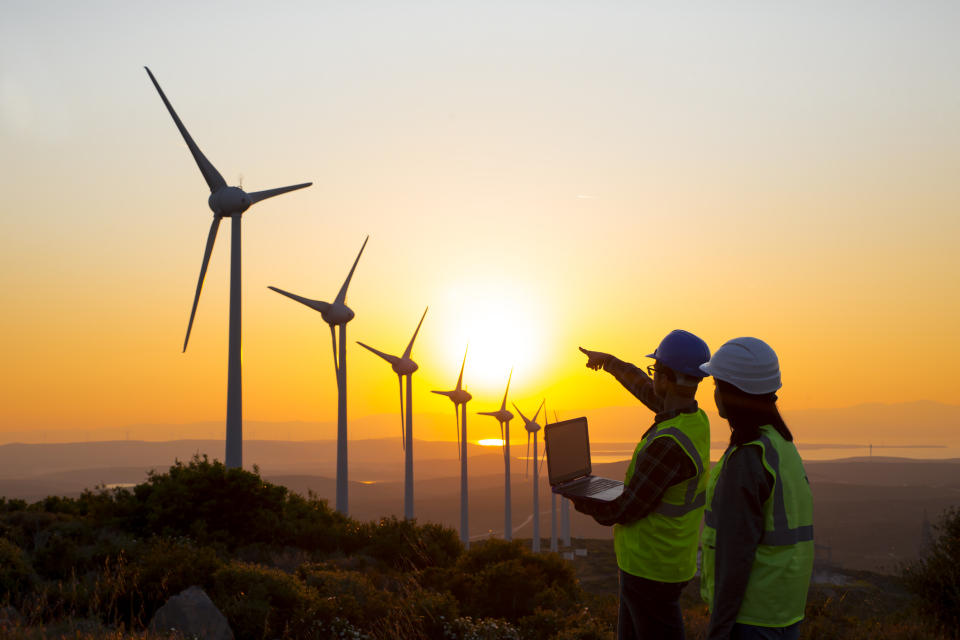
[{"xmin": 903, "ymin": 507, "xmax": 960, "ymax": 638}]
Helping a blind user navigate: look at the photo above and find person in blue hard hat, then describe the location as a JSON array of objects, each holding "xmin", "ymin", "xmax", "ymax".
[
  {"xmin": 698, "ymin": 337, "xmax": 813, "ymax": 640},
  {"xmin": 576, "ymin": 330, "xmax": 712, "ymax": 640}
]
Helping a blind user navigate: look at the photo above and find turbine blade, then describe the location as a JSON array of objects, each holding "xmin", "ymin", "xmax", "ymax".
[
  {"xmin": 335, "ymin": 235, "xmax": 369, "ymax": 305},
  {"xmin": 247, "ymin": 182, "xmax": 312, "ymax": 205},
  {"xmin": 432, "ymin": 390, "xmax": 453, "ymax": 398},
  {"xmin": 268, "ymin": 286, "xmax": 331, "ymax": 314},
  {"xmin": 183, "ymin": 216, "xmax": 221, "ymax": 352},
  {"xmin": 456, "ymin": 346, "xmax": 468, "ymax": 391},
  {"xmin": 477, "ymin": 411, "xmax": 499, "ymax": 417},
  {"xmin": 532, "ymin": 399, "xmax": 545, "ymax": 423},
  {"xmin": 398, "ymin": 376, "xmax": 405, "ymax": 452},
  {"xmin": 500, "ymin": 368, "xmax": 513, "ymax": 411},
  {"xmin": 144, "ymin": 67, "xmax": 226, "ymax": 193},
  {"xmin": 402, "ymin": 307, "xmax": 428, "ymax": 359},
  {"xmin": 356, "ymin": 341, "xmax": 401, "ymax": 366},
  {"xmin": 512, "ymin": 403, "xmax": 528, "ymax": 423}
]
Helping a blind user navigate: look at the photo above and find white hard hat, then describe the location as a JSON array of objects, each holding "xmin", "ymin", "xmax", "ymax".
[{"xmin": 699, "ymin": 337, "xmax": 782, "ymax": 395}]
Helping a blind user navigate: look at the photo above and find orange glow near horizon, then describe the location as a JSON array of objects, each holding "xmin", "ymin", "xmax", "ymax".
[{"xmin": 478, "ymin": 438, "xmax": 505, "ymax": 447}]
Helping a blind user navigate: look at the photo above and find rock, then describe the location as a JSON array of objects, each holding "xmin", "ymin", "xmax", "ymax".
[{"xmin": 149, "ymin": 586, "xmax": 234, "ymax": 640}]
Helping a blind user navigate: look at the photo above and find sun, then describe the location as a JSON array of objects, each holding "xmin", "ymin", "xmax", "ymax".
[{"xmin": 435, "ymin": 280, "xmax": 546, "ymax": 392}]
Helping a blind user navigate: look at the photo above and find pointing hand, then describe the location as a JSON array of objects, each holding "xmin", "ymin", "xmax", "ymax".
[{"xmin": 579, "ymin": 346, "xmax": 611, "ymax": 371}]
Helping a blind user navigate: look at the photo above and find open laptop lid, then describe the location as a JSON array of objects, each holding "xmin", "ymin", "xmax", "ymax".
[{"xmin": 544, "ymin": 417, "xmax": 592, "ymax": 486}]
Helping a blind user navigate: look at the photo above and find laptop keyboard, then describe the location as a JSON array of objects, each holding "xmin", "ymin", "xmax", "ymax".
[{"xmin": 583, "ymin": 478, "xmax": 621, "ymax": 496}]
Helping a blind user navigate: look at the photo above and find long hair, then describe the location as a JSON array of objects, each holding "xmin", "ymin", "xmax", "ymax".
[{"xmin": 716, "ymin": 379, "xmax": 793, "ymax": 447}]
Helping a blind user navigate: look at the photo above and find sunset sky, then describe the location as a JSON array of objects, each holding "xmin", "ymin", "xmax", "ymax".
[{"xmin": 1, "ymin": 2, "xmax": 958, "ymax": 443}]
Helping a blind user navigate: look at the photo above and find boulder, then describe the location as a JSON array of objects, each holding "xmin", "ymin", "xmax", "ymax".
[{"xmin": 149, "ymin": 586, "xmax": 234, "ymax": 640}]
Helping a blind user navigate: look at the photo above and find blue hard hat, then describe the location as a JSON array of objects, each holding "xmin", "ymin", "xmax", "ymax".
[{"xmin": 646, "ymin": 330, "xmax": 711, "ymax": 379}]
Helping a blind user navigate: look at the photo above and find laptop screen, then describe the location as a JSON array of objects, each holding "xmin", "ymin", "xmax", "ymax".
[{"xmin": 544, "ymin": 417, "xmax": 592, "ymax": 486}]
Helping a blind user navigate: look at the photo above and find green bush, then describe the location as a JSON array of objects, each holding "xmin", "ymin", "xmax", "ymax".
[
  {"xmin": 360, "ymin": 517, "xmax": 462, "ymax": 571},
  {"xmin": 902, "ymin": 508, "xmax": 960, "ymax": 638},
  {"xmin": 0, "ymin": 537, "xmax": 34, "ymax": 602},
  {"xmin": 297, "ymin": 564, "xmax": 394, "ymax": 625},
  {"xmin": 211, "ymin": 560, "xmax": 328, "ymax": 639}
]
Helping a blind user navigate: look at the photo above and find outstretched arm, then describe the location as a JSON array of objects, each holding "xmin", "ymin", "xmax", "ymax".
[{"xmin": 579, "ymin": 346, "xmax": 663, "ymax": 413}]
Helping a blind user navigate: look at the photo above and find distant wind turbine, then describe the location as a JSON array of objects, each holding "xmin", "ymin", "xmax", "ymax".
[
  {"xmin": 433, "ymin": 347, "xmax": 473, "ymax": 547},
  {"xmin": 268, "ymin": 235, "xmax": 368, "ymax": 515},
  {"xmin": 477, "ymin": 370, "xmax": 514, "ymax": 541},
  {"xmin": 514, "ymin": 399, "xmax": 545, "ymax": 553},
  {"xmin": 357, "ymin": 307, "xmax": 428, "ymax": 520},
  {"xmin": 144, "ymin": 67, "xmax": 312, "ymax": 469}
]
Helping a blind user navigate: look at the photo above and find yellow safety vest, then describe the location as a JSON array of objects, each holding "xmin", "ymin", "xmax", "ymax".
[
  {"xmin": 614, "ymin": 410, "xmax": 710, "ymax": 582},
  {"xmin": 701, "ymin": 425, "xmax": 814, "ymax": 627}
]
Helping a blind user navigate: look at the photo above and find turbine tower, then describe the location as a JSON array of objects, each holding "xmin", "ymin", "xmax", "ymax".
[
  {"xmin": 477, "ymin": 370, "xmax": 514, "ymax": 541},
  {"xmin": 554, "ymin": 408, "xmax": 571, "ymax": 548},
  {"xmin": 268, "ymin": 235, "xmax": 368, "ymax": 515},
  {"xmin": 544, "ymin": 404, "xmax": 558, "ymax": 553},
  {"xmin": 433, "ymin": 347, "xmax": 473, "ymax": 547},
  {"xmin": 357, "ymin": 307, "xmax": 428, "ymax": 520},
  {"xmin": 145, "ymin": 67, "xmax": 311, "ymax": 469},
  {"xmin": 514, "ymin": 399, "xmax": 544, "ymax": 552}
]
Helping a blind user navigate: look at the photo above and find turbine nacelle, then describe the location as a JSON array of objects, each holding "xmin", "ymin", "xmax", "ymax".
[
  {"xmin": 478, "ymin": 409, "xmax": 513, "ymax": 423},
  {"xmin": 321, "ymin": 303, "xmax": 355, "ymax": 326},
  {"xmin": 433, "ymin": 389, "xmax": 473, "ymax": 405},
  {"xmin": 208, "ymin": 186, "xmax": 251, "ymax": 217},
  {"xmin": 393, "ymin": 359, "xmax": 419, "ymax": 376}
]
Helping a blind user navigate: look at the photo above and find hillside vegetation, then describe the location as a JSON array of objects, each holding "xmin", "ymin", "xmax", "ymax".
[{"xmin": 0, "ymin": 456, "xmax": 954, "ymax": 639}]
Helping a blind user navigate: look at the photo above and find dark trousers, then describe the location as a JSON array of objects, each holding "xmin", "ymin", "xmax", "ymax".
[{"xmin": 617, "ymin": 569, "xmax": 688, "ymax": 640}]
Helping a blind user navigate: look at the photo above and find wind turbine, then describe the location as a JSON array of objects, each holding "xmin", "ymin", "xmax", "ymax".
[
  {"xmin": 477, "ymin": 370, "xmax": 514, "ymax": 541},
  {"xmin": 514, "ymin": 399, "xmax": 544, "ymax": 553},
  {"xmin": 145, "ymin": 67, "xmax": 311, "ymax": 469},
  {"xmin": 357, "ymin": 307, "xmax": 428, "ymax": 520},
  {"xmin": 432, "ymin": 347, "xmax": 472, "ymax": 547},
  {"xmin": 268, "ymin": 235, "xmax": 368, "ymax": 515}
]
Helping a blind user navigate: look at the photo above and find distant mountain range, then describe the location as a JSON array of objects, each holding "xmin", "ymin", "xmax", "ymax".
[{"xmin": 2, "ymin": 400, "xmax": 958, "ymax": 447}]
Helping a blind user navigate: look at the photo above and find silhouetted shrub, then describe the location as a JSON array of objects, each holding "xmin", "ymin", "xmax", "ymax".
[
  {"xmin": 211, "ymin": 560, "xmax": 328, "ymax": 639},
  {"xmin": 399, "ymin": 586, "xmax": 460, "ymax": 638},
  {"xmin": 360, "ymin": 516, "xmax": 462, "ymax": 570},
  {"xmin": 903, "ymin": 507, "xmax": 960, "ymax": 638},
  {"xmin": 297, "ymin": 564, "xmax": 394, "ymax": 625},
  {"xmin": 0, "ymin": 537, "xmax": 34, "ymax": 603},
  {"xmin": 32, "ymin": 519, "xmax": 98, "ymax": 579},
  {"xmin": 425, "ymin": 539, "xmax": 582, "ymax": 623}
]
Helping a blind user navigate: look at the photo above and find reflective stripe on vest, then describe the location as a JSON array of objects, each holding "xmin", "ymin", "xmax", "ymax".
[{"xmin": 634, "ymin": 426, "xmax": 707, "ymax": 517}]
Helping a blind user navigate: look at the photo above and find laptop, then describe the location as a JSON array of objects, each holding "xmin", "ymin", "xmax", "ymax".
[{"xmin": 545, "ymin": 416, "xmax": 624, "ymax": 502}]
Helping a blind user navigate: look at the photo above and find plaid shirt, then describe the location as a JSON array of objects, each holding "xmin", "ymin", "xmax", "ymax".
[{"xmin": 572, "ymin": 356, "xmax": 697, "ymax": 526}]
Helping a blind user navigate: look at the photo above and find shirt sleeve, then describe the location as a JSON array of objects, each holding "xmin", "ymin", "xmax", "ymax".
[
  {"xmin": 572, "ymin": 436, "xmax": 696, "ymax": 526},
  {"xmin": 602, "ymin": 356, "xmax": 664, "ymax": 414},
  {"xmin": 706, "ymin": 445, "xmax": 774, "ymax": 640}
]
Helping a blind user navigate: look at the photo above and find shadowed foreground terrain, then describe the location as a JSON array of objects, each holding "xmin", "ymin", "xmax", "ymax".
[{"xmin": 0, "ymin": 457, "xmax": 955, "ymax": 639}]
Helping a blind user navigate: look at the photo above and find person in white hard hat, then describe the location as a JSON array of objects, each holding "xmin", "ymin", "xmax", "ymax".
[{"xmin": 698, "ymin": 338, "xmax": 814, "ymax": 640}]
